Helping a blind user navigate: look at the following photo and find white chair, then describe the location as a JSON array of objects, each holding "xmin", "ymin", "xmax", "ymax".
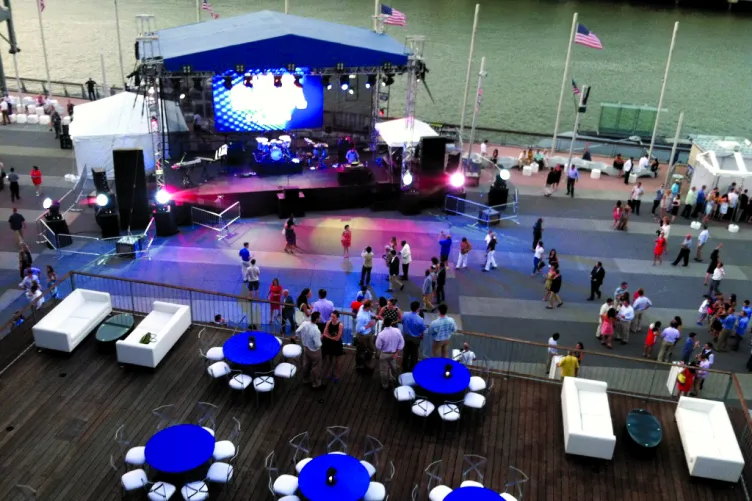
[
  {"xmin": 213, "ymin": 417, "xmax": 241, "ymax": 461},
  {"xmin": 690, "ymin": 221, "xmax": 702, "ymax": 230},
  {"xmin": 207, "ymin": 462, "xmax": 234, "ymax": 484},
  {"xmin": 152, "ymin": 404, "xmax": 179, "ymax": 431},
  {"xmin": 180, "ymin": 480, "xmax": 209, "ymax": 501},
  {"xmin": 460, "ymin": 480, "xmax": 484, "ymax": 487},
  {"xmin": 360, "ymin": 435, "xmax": 383, "ymax": 478},
  {"xmin": 26, "ymin": 104, "xmax": 36, "ymax": 114},
  {"xmin": 207, "ymin": 361, "xmax": 231, "ymax": 379},
  {"xmin": 522, "ymin": 165, "xmax": 533, "ymax": 177},
  {"xmin": 116, "ymin": 301, "xmax": 192, "ymax": 368},
  {"xmin": 393, "ymin": 385, "xmax": 416, "ymax": 404},
  {"xmin": 728, "ymin": 224, "xmax": 740, "ymax": 233},
  {"xmin": 461, "ymin": 455, "xmax": 486, "ymax": 488},
  {"xmin": 265, "ymin": 451, "xmax": 299, "ymax": 497},
  {"xmin": 62, "ymin": 116, "xmax": 71, "ymax": 125},
  {"xmin": 39, "ymin": 115, "xmax": 51, "ymax": 126},
  {"xmin": 398, "ymin": 372, "xmax": 415, "ymax": 387},
  {"xmin": 274, "ymin": 361, "xmax": 298, "ymax": 379},
  {"xmin": 590, "ymin": 169, "xmax": 601, "ymax": 180},
  {"xmin": 196, "ymin": 401, "xmax": 218, "ymax": 436},
  {"xmin": 411, "ymin": 397, "xmax": 435, "ymax": 426},
  {"xmin": 22, "ymin": 96, "xmax": 33, "ymax": 105},
  {"xmin": 364, "ymin": 461, "xmax": 394, "ymax": 501},
  {"xmin": 282, "ymin": 342, "xmax": 303, "ymax": 359},
  {"xmin": 229, "ymin": 371, "xmax": 253, "ymax": 391},
  {"xmin": 437, "ymin": 400, "xmax": 462, "ymax": 424},
  {"xmin": 468, "ymin": 363, "xmax": 489, "ymax": 392},
  {"xmin": 16, "ymin": 114, "xmax": 27, "ymax": 124},
  {"xmin": 198, "ymin": 328, "xmax": 224, "ymax": 362},
  {"xmin": 530, "ymin": 162, "xmax": 539, "ymax": 174},
  {"xmin": 253, "ymin": 371, "xmax": 275, "ymax": 407},
  {"xmin": 464, "ymin": 392, "xmax": 487, "ymax": 409},
  {"xmin": 147, "ymin": 481, "xmax": 176, "ymax": 501},
  {"xmin": 628, "ymin": 173, "xmax": 637, "ymax": 184},
  {"xmin": 289, "ymin": 431, "xmax": 311, "ymax": 473},
  {"xmin": 560, "ymin": 377, "xmax": 616, "ymax": 460},
  {"xmin": 26, "ymin": 114, "xmax": 39, "ymax": 124},
  {"xmin": 425, "ymin": 460, "xmax": 452, "ymax": 501},
  {"xmin": 110, "ymin": 455, "xmax": 147, "ymax": 497},
  {"xmin": 9, "ymin": 114, "xmax": 16, "ymax": 123},
  {"xmin": 34, "ymin": 106, "xmax": 45, "ymax": 116},
  {"xmin": 114, "ymin": 425, "xmax": 146, "ymax": 466}
]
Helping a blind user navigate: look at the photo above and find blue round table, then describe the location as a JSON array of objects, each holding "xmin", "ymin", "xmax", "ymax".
[
  {"xmin": 445, "ymin": 486, "xmax": 505, "ymax": 501},
  {"xmin": 223, "ymin": 331, "xmax": 280, "ymax": 366},
  {"xmin": 145, "ymin": 424, "xmax": 215, "ymax": 474},
  {"xmin": 298, "ymin": 453, "xmax": 371, "ymax": 501},
  {"xmin": 413, "ymin": 357, "xmax": 471, "ymax": 395}
]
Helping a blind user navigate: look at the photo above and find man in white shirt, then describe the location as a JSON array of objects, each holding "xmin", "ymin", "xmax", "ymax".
[
  {"xmin": 622, "ymin": 157, "xmax": 633, "ymax": 184},
  {"xmin": 637, "ymin": 154, "xmax": 650, "ymax": 176},
  {"xmin": 244, "ymin": 259, "xmax": 261, "ymax": 298},
  {"xmin": 297, "ymin": 311, "xmax": 324, "ymax": 388},
  {"xmin": 629, "ymin": 182, "xmax": 644, "ymax": 215},
  {"xmin": 728, "ymin": 189, "xmax": 739, "ymax": 215},
  {"xmin": 695, "ymin": 225, "xmax": 710, "ymax": 262},
  {"xmin": 0, "ymin": 98, "xmax": 9, "ymax": 125},
  {"xmin": 597, "ymin": 298, "xmax": 614, "ymax": 339},
  {"xmin": 657, "ymin": 320, "xmax": 681, "ymax": 362},
  {"xmin": 400, "ymin": 240, "xmax": 411, "ymax": 280},
  {"xmin": 19, "ymin": 268, "xmax": 39, "ymax": 291},
  {"xmin": 545, "ymin": 333, "xmax": 560, "ymax": 374},
  {"xmin": 532, "ymin": 241, "xmax": 545, "ymax": 275},
  {"xmin": 479, "ymin": 140, "xmax": 488, "ymax": 157},
  {"xmin": 708, "ymin": 262, "xmax": 725, "ymax": 297},
  {"xmin": 631, "ymin": 289, "xmax": 652, "ymax": 333},
  {"xmin": 617, "ymin": 299, "xmax": 635, "ymax": 344},
  {"xmin": 454, "ymin": 342, "xmax": 477, "ymax": 365}
]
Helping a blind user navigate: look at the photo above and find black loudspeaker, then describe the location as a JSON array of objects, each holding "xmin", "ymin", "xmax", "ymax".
[
  {"xmin": 419, "ymin": 137, "xmax": 448, "ymax": 175},
  {"xmin": 112, "ymin": 150, "xmax": 150, "ymax": 230},
  {"xmin": 446, "ymin": 151, "xmax": 461, "ymax": 171},
  {"xmin": 59, "ymin": 124, "xmax": 72, "ymax": 149},
  {"xmin": 92, "ymin": 168, "xmax": 109, "ymax": 193},
  {"xmin": 398, "ymin": 190, "xmax": 422, "ymax": 215},
  {"xmin": 96, "ymin": 212, "xmax": 120, "ymax": 238},
  {"xmin": 155, "ymin": 207, "xmax": 179, "ymax": 237},
  {"xmin": 277, "ymin": 189, "xmax": 305, "ymax": 218},
  {"xmin": 488, "ymin": 186, "xmax": 509, "ymax": 207},
  {"xmin": 43, "ymin": 217, "xmax": 72, "ymax": 248}
]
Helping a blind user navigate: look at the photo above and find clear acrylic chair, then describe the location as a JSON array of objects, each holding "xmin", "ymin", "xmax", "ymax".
[
  {"xmin": 265, "ymin": 451, "xmax": 299, "ymax": 497},
  {"xmin": 504, "ymin": 465, "xmax": 529, "ymax": 500},
  {"xmin": 152, "ymin": 404, "xmax": 178, "ymax": 431},
  {"xmin": 197, "ymin": 328, "xmax": 224, "ymax": 362},
  {"xmin": 363, "ymin": 460, "xmax": 394, "ymax": 501},
  {"xmin": 460, "ymin": 454, "xmax": 487, "ymax": 488},
  {"xmin": 196, "ymin": 401, "xmax": 219, "ymax": 436},
  {"xmin": 213, "ymin": 417, "xmax": 241, "ymax": 462},
  {"xmin": 14, "ymin": 485, "xmax": 37, "ymax": 501},
  {"xmin": 425, "ymin": 460, "xmax": 452, "ymax": 501},
  {"xmin": 114, "ymin": 424, "xmax": 146, "ymax": 467},
  {"xmin": 289, "ymin": 431, "xmax": 312, "ymax": 473},
  {"xmin": 326, "ymin": 425, "xmax": 350, "ymax": 454},
  {"xmin": 360, "ymin": 435, "xmax": 384, "ymax": 477}
]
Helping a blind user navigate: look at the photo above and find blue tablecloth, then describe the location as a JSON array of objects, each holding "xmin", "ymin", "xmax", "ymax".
[
  {"xmin": 445, "ymin": 486, "xmax": 505, "ymax": 501},
  {"xmin": 298, "ymin": 453, "xmax": 371, "ymax": 501},
  {"xmin": 223, "ymin": 331, "xmax": 280, "ymax": 366},
  {"xmin": 145, "ymin": 424, "xmax": 215, "ymax": 474},
  {"xmin": 413, "ymin": 357, "xmax": 471, "ymax": 395}
]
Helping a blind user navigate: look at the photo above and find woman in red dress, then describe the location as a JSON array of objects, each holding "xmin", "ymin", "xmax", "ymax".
[
  {"xmin": 341, "ymin": 224, "xmax": 352, "ymax": 258},
  {"xmin": 267, "ymin": 278, "xmax": 283, "ymax": 322},
  {"xmin": 653, "ymin": 232, "xmax": 666, "ymax": 266},
  {"xmin": 677, "ymin": 362, "xmax": 696, "ymax": 397},
  {"xmin": 612, "ymin": 201, "xmax": 622, "ymax": 229}
]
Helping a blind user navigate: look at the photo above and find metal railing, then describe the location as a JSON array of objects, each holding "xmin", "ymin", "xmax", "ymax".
[
  {"xmin": 4, "ymin": 77, "xmax": 123, "ymax": 101},
  {"xmin": 34, "ymin": 166, "xmax": 96, "ymax": 245},
  {"xmin": 191, "ymin": 202, "xmax": 241, "ymax": 240},
  {"xmin": 44, "ymin": 217, "xmax": 156, "ymax": 259},
  {"xmin": 444, "ymin": 193, "xmax": 519, "ymax": 228}
]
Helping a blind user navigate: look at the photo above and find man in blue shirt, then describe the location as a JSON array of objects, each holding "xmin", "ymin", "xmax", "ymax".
[
  {"xmin": 565, "ymin": 165, "xmax": 579, "ymax": 198},
  {"xmin": 742, "ymin": 299, "xmax": 751, "ymax": 319},
  {"xmin": 239, "ymin": 242, "xmax": 251, "ymax": 277},
  {"xmin": 401, "ymin": 301, "xmax": 427, "ymax": 372},
  {"xmin": 717, "ymin": 308, "xmax": 738, "ymax": 351},
  {"xmin": 428, "ymin": 304, "xmax": 457, "ymax": 358},
  {"xmin": 438, "ymin": 231, "xmax": 452, "ymax": 263},
  {"xmin": 733, "ymin": 310, "xmax": 750, "ymax": 352},
  {"xmin": 692, "ymin": 185, "xmax": 707, "ymax": 218}
]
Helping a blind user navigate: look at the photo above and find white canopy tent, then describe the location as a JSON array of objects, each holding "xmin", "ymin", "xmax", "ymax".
[
  {"xmin": 688, "ymin": 135, "xmax": 752, "ymax": 194},
  {"xmin": 374, "ymin": 118, "xmax": 438, "ymax": 147},
  {"xmin": 69, "ymin": 92, "xmax": 189, "ymax": 179}
]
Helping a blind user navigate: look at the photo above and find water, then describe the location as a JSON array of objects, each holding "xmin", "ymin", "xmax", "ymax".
[{"xmin": 3, "ymin": 0, "xmax": 752, "ymax": 137}]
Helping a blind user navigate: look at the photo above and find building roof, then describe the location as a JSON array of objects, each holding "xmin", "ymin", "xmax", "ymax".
[
  {"xmin": 152, "ymin": 10, "xmax": 409, "ymax": 73},
  {"xmin": 690, "ymin": 134, "xmax": 752, "ymax": 158}
]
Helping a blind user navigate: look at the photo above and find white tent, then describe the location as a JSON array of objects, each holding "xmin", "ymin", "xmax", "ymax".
[
  {"xmin": 69, "ymin": 92, "xmax": 189, "ymax": 179},
  {"xmin": 374, "ymin": 118, "xmax": 438, "ymax": 147},
  {"xmin": 688, "ymin": 135, "xmax": 752, "ymax": 193}
]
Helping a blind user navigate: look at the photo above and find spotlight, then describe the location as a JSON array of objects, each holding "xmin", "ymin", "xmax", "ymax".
[
  {"xmin": 499, "ymin": 169, "xmax": 511, "ymax": 181},
  {"xmin": 382, "ymin": 74, "xmax": 395, "ymax": 87},
  {"xmin": 323, "ymin": 76, "xmax": 332, "ymax": 90},
  {"xmin": 339, "ymin": 75, "xmax": 349, "ymax": 91},
  {"xmin": 42, "ymin": 197, "xmax": 53, "ymax": 210},
  {"xmin": 179, "ymin": 93, "xmax": 186, "ymax": 100},
  {"xmin": 402, "ymin": 171, "xmax": 413, "ymax": 186},
  {"xmin": 223, "ymin": 76, "xmax": 233, "ymax": 90},
  {"xmin": 274, "ymin": 75, "xmax": 282, "ymax": 88},
  {"xmin": 155, "ymin": 188, "xmax": 171, "ymax": 205},
  {"xmin": 293, "ymin": 75, "xmax": 303, "ymax": 88},
  {"xmin": 96, "ymin": 193, "xmax": 110, "ymax": 207},
  {"xmin": 378, "ymin": 108, "xmax": 386, "ymax": 117},
  {"xmin": 348, "ymin": 89, "xmax": 354, "ymax": 95},
  {"xmin": 365, "ymin": 75, "xmax": 377, "ymax": 89},
  {"xmin": 349, "ymin": 74, "xmax": 356, "ymax": 79},
  {"xmin": 243, "ymin": 74, "xmax": 253, "ymax": 88},
  {"xmin": 449, "ymin": 172, "xmax": 465, "ymax": 188}
]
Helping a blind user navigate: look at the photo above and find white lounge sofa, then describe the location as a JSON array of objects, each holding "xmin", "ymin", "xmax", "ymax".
[
  {"xmin": 32, "ymin": 289, "xmax": 112, "ymax": 352},
  {"xmin": 675, "ymin": 396, "xmax": 744, "ymax": 482},
  {"xmin": 561, "ymin": 377, "xmax": 616, "ymax": 460},
  {"xmin": 116, "ymin": 301, "xmax": 191, "ymax": 368}
]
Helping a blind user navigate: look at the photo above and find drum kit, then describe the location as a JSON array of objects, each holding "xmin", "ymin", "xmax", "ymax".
[
  {"xmin": 255, "ymin": 134, "xmax": 293, "ymax": 163},
  {"xmin": 304, "ymin": 137, "xmax": 329, "ymax": 169}
]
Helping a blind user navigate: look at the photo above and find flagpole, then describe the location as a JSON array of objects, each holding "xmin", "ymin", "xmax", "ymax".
[
  {"xmin": 114, "ymin": 0, "xmax": 126, "ymax": 90},
  {"xmin": 459, "ymin": 3, "xmax": 480, "ymax": 143},
  {"xmin": 36, "ymin": 0, "xmax": 53, "ymax": 97},
  {"xmin": 373, "ymin": 0, "xmax": 380, "ymax": 31},
  {"xmin": 648, "ymin": 21, "xmax": 679, "ymax": 160},
  {"xmin": 552, "ymin": 12, "xmax": 578, "ymax": 154},
  {"xmin": 100, "ymin": 53, "xmax": 109, "ymax": 97},
  {"xmin": 196, "ymin": 0, "xmax": 201, "ymax": 22},
  {"xmin": 565, "ymin": 86, "xmax": 586, "ymax": 169},
  {"xmin": 467, "ymin": 56, "xmax": 486, "ymax": 157},
  {"xmin": 285, "ymin": 0, "xmax": 289, "ymax": 14},
  {"xmin": 664, "ymin": 111, "xmax": 684, "ymax": 188}
]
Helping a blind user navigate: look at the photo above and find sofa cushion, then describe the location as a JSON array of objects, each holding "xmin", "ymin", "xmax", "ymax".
[
  {"xmin": 578, "ymin": 390, "xmax": 609, "ymax": 416},
  {"xmin": 69, "ymin": 303, "xmax": 108, "ymax": 320},
  {"xmin": 138, "ymin": 311, "xmax": 174, "ymax": 332},
  {"xmin": 581, "ymin": 414, "xmax": 613, "ymax": 437},
  {"xmin": 65, "ymin": 317, "xmax": 95, "ymax": 338},
  {"xmin": 679, "ymin": 409, "xmax": 716, "ymax": 454}
]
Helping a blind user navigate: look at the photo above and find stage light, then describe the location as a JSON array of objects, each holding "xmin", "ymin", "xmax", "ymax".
[
  {"xmin": 155, "ymin": 189, "xmax": 171, "ymax": 205},
  {"xmin": 223, "ymin": 76, "xmax": 233, "ymax": 90},
  {"xmin": 499, "ymin": 169, "xmax": 511, "ymax": 181},
  {"xmin": 402, "ymin": 171, "xmax": 413, "ymax": 186},
  {"xmin": 365, "ymin": 75, "xmax": 377, "ymax": 89},
  {"xmin": 450, "ymin": 172, "xmax": 465, "ymax": 188},
  {"xmin": 243, "ymin": 74, "xmax": 253, "ymax": 88},
  {"xmin": 292, "ymin": 158, "xmax": 301, "ymax": 164},
  {"xmin": 348, "ymin": 89, "xmax": 354, "ymax": 95},
  {"xmin": 378, "ymin": 108, "xmax": 385, "ymax": 117},
  {"xmin": 148, "ymin": 87, "xmax": 155, "ymax": 95},
  {"xmin": 349, "ymin": 74, "xmax": 356, "ymax": 79},
  {"xmin": 323, "ymin": 76, "xmax": 332, "ymax": 90},
  {"xmin": 96, "ymin": 193, "xmax": 110, "ymax": 207},
  {"xmin": 382, "ymin": 74, "xmax": 395, "ymax": 87},
  {"xmin": 293, "ymin": 75, "xmax": 303, "ymax": 88},
  {"xmin": 274, "ymin": 75, "xmax": 283, "ymax": 88},
  {"xmin": 339, "ymin": 75, "xmax": 349, "ymax": 91},
  {"xmin": 42, "ymin": 198, "xmax": 53, "ymax": 210}
]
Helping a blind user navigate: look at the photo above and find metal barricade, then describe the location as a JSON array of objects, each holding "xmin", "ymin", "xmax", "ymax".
[
  {"xmin": 444, "ymin": 193, "xmax": 519, "ymax": 228},
  {"xmin": 191, "ymin": 202, "xmax": 241, "ymax": 240},
  {"xmin": 53, "ymin": 218, "xmax": 156, "ymax": 259}
]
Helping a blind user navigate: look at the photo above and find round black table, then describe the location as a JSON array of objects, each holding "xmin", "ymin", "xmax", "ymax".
[{"xmin": 625, "ymin": 408, "xmax": 663, "ymax": 457}]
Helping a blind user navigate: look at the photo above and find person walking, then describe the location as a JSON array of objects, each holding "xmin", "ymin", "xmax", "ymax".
[
  {"xmin": 457, "ymin": 237, "xmax": 471, "ymax": 269},
  {"xmin": 653, "ymin": 232, "xmax": 666, "ymax": 266},
  {"xmin": 692, "ymin": 185, "xmax": 707, "ymax": 218},
  {"xmin": 436, "ymin": 261, "xmax": 447, "ymax": 304},
  {"xmin": 267, "ymin": 278, "xmax": 283, "ymax": 323},
  {"xmin": 657, "ymin": 320, "xmax": 681, "ymax": 362},
  {"xmin": 629, "ymin": 182, "xmax": 644, "ymax": 215},
  {"xmin": 671, "ymin": 233, "xmax": 692, "ymax": 267},
  {"xmin": 85, "ymin": 78, "xmax": 97, "ymax": 100},
  {"xmin": 438, "ymin": 231, "xmax": 452, "ymax": 263},
  {"xmin": 565, "ymin": 165, "xmax": 579, "ymax": 198},
  {"xmin": 545, "ymin": 333, "xmax": 560, "ymax": 372},
  {"xmin": 532, "ymin": 218, "xmax": 543, "ymax": 250},
  {"xmin": 670, "ymin": 194, "xmax": 681, "ymax": 222},
  {"xmin": 545, "ymin": 265, "xmax": 563, "ymax": 309},
  {"xmin": 401, "ymin": 301, "xmax": 427, "ymax": 372},
  {"xmin": 532, "ymin": 241, "xmax": 545, "ymax": 276},
  {"xmin": 341, "ymin": 225, "xmax": 352, "ymax": 258},
  {"xmin": 245, "ymin": 259, "xmax": 260, "ymax": 299},
  {"xmin": 623, "ymin": 157, "xmax": 633, "ymax": 184},
  {"xmin": 239, "ymin": 241, "xmax": 252, "ymax": 279},
  {"xmin": 428, "ymin": 304, "xmax": 456, "ymax": 358},
  {"xmin": 682, "ymin": 186, "xmax": 698, "ymax": 219},
  {"xmin": 694, "ymin": 225, "xmax": 709, "ymax": 262},
  {"xmin": 360, "ymin": 246, "xmax": 374, "ymax": 286},
  {"xmin": 612, "ymin": 201, "xmax": 622, "ymax": 229},
  {"xmin": 0, "ymin": 97, "xmax": 9, "ymax": 125},
  {"xmin": 483, "ymin": 231, "xmax": 498, "ymax": 272},
  {"xmin": 421, "ymin": 269, "xmax": 435, "ymax": 312},
  {"xmin": 298, "ymin": 311, "xmax": 324, "ymax": 388},
  {"xmin": 703, "ymin": 244, "xmax": 722, "ymax": 286},
  {"xmin": 600, "ymin": 308, "xmax": 616, "ymax": 349},
  {"xmin": 8, "ymin": 167, "xmax": 20, "ymax": 202},
  {"xmin": 8, "ymin": 207, "xmax": 26, "ymax": 247},
  {"xmin": 400, "ymin": 240, "xmax": 411, "ymax": 280},
  {"xmin": 587, "ymin": 261, "xmax": 606, "ymax": 301},
  {"xmin": 597, "ymin": 298, "xmax": 614, "ymax": 339},
  {"xmin": 386, "ymin": 250, "xmax": 403, "ymax": 293},
  {"xmin": 651, "ymin": 184, "xmax": 664, "ymax": 217},
  {"xmin": 616, "ymin": 297, "xmax": 634, "ymax": 344},
  {"xmin": 280, "ymin": 289, "xmax": 296, "ymax": 335},
  {"xmin": 30, "ymin": 166, "xmax": 42, "ymax": 197},
  {"xmin": 375, "ymin": 318, "xmax": 404, "ymax": 389},
  {"xmin": 643, "ymin": 321, "xmax": 661, "ymax": 358},
  {"xmin": 283, "ymin": 214, "xmax": 297, "ymax": 253},
  {"xmin": 708, "ymin": 261, "xmax": 725, "ymax": 297},
  {"xmin": 733, "ymin": 310, "xmax": 749, "ymax": 351}
]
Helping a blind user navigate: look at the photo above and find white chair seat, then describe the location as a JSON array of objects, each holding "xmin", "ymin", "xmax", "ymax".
[
  {"xmin": 39, "ymin": 115, "xmax": 51, "ymax": 125},
  {"xmin": 207, "ymin": 462, "xmax": 234, "ymax": 483},
  {"xmin": 62, "ymin": 116, "xmax": 71, "ymax": 125},
  {"xmin": 180, "ymin": 481, "xmax": 209, "ymax": 501},
  {"xmin": 125, "ymin": 446, "xmax": 146, "ymax": 465},
  {"xmin": 26, "ymin": 104, "xmax": 35, "ymax": 113},
  {"xmin": 229, "ymin": 373, "xmax": 253, "ymax": 390},
  {"xmin": 207, "ymin": 361, "xmax": 231, "ymax": 378},
  {"xmin": 206, "ymin": 346, "xmax": 224, "ymax": 361},
  {"xmin": 464, "ymin": 392, "xmax": 486, "ymax": 409},
  {"xmin": 35, "ymin": 106, "xmax": 45, "ymax": 116},
  {"xmin": 9, "ymin": 114, "xmax": 16, "ymax": 123},
  {"xmin": 411, "ymin": 398, "xmax": 435, "ymax": 417},
  {"xmin": 460, "ymin": 480, "xmax": 484, "ymax": 488},
  {"xmin": 148, "ymin": 481, "xmax": 176, "ymax": 501},
  {"xmin": 202, "ymin": 427, "xmax": 215, "ymax": 437},
  {"xmin": 16, "ymin": 114, "xmax": 27, "ymax": 124},
  {"xmin": 274, "ymin": 362, "xmax": 297, "ymax": 379},
  {"xmin": 282, "ymin": 344, "xmax": 303, "ymax": 358},
  {"xmin": 26, "ymin": 114, "xmax": 39, "ymax": 124},
  {"xmin": 295, "ymin": 457, "xmax": 312, "ymax": 473},
  {"xmin": 279, "ymin": 497, "xmax": 301, "ymax": 501},
  {"xmin": 364, "ymin": 481, "xmax": 387, "ymax": 501},
  {"xmin": 522, "ymin": 165, "xmax": 533, "ymax": 177},
  {"xmin": 254, "ymin": 376, "xmax": 275, "ymax": 392},
  {"xmin": 121, "ymin": 469, "xmax": 147, "ymax": 491},
  {"xmin": 429, "ymin": 485, "xmax": 453, "ymax": 501},
  {"xmin": 398, "ymin": 372, "xmax": 415, "ymax": 387},
  {"xmin": 360, "ymin": 460, "xmax": 376, "ymax": 477},
  {"xmin": 273, "ymin": 474, "xmax": 299, "ymax": 496},
  {"xmin": 590, "ymin": 169, "xmax": 601, "ymax": 180},
  {"xmin": 438, "ymin": 403, "xmax": 461, "ymax": 421},
  {"xmin": 213, "ymin": 440, "xmax": 236, "ymax": 461},
  {"xmin": 394, "ymin": 385, "xmax": 416, "ymax": 402},
  {"xmin": 468, "ymin": 376, "xmax": 486, "ymax": 392}
]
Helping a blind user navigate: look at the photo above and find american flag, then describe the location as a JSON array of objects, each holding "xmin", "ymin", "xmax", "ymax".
[
  {"xmin": 574, "ymin": 24, "xmax": 603, "ymax": 49},
  {"xmin": 38, "ymin": 0, "xmax": 45, "ymax": 12},
  {"xmin": 381, "ymin": 4, "xmax": 406, "ymax": 26},
  {"xmin": 201, "ymin": 0, "xmax": 220, "ymax": 19},
  {"xmin": 571, "ymin": 79, "xmax": 581, "ymax": 96}
]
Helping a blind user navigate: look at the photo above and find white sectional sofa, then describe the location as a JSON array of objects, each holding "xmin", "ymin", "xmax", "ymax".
[
  {"xmin": 561, "ymin": 377, "xmax": 616, "ymax": 460},
  {"xmin": 116, "ymin": 301, "xmax": 191, "ymax": 368},
  {"xmin": 675, "ymin": 396, "xmax": 745, "ymax": 482},
  {"xmin": 32, "ymin": 289, "xmax": 112, "ymax": 352}
]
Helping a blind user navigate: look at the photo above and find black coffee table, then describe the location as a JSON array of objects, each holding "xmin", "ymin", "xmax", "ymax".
[
  {"xmin": 96, "ymin": 313, "xmax": 135, "ymax": 349},
  {"xmin": 625, "ymin": 408, "xmax": 663, "ymax": 456}
]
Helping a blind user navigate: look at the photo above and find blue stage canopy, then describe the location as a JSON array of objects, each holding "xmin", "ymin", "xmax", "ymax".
[{"xmin": 154, "ymin": 10, "xmax": 409, "ymax": 73}]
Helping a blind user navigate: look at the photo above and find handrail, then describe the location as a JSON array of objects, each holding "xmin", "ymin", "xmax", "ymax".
[{"xmin": 219, "ymin": 201, "xmax": 240, "ymax": 218}]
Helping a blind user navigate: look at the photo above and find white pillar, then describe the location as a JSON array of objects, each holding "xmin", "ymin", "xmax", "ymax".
[
  {"xmin": 100, "ymin": 54, "xmax": 109, "ymax": 97},
  {"xmin": 114, "ymin": 0, "xmax": 126, "ymax": 90},
  {"xmin": 648, "ymin": 21, "xmax": 679, "ymax": 160},
  {"xmin": 551, "ymin": 12, "xmax": 578, "ymax": 154},
  {"xmin": 196, "ymin": 0, "xmax": 201, "ymax": 22},
  {"xmin": 664, "ymin": 111, "xmax": 684, "ymax": 187},
  {"xmin": 467, "ymin": 56, "xmax": 486, "ymax": 159},
  {"xmin": 36, "ymin": 0, "xmax": 53, "ymax": 97},
  {"xmin": 459, "ymin": 4, "xmax": 480, "ymax": 141},
  {"xmin": 285, "ymin": 0, "xmax": 289, "ymax": 14}
]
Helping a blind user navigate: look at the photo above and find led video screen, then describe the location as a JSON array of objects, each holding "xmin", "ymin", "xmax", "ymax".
[{"xmin": 212, "ymin": 74, "xmax": 323, "ymax": 132}]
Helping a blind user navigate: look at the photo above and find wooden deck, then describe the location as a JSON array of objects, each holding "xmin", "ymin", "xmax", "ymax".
[{"xmin": 0, "ymin": 324, "xmax": 747, "ymax": 501}]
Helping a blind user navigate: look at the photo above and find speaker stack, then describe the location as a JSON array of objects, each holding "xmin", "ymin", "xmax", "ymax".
[
  {"xmin": 59, "ymin": 124, "xmax": 73, "ymax": 149},
  {"xmin": 277, "ymin": 188, "xmax": 305, "ymax": 219},
  {"xmin": 112, "ymin": 149, "xmax": 150, "ymax": 230},
  {"xmin": 398, "ymin": 190, "xmax": 422, "ymax": 215}
]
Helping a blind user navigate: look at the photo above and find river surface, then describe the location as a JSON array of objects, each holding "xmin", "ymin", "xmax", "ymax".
[{"xmin": 2, "ymin": 0, "xmax": 751, "ymax": 137}]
